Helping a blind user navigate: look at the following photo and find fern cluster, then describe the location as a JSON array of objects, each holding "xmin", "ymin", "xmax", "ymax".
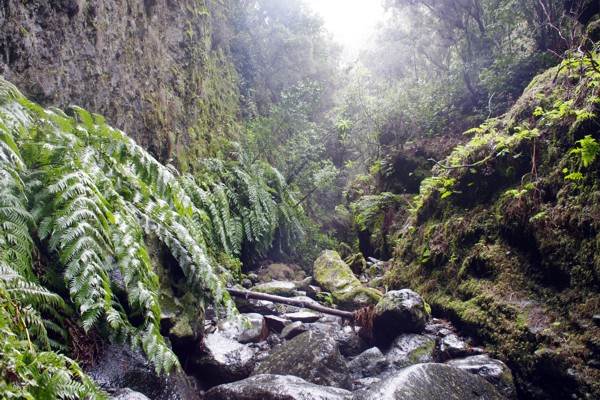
[{"xmin": 0, "ymin": 76, "xmax": 309, "ymax": 395}]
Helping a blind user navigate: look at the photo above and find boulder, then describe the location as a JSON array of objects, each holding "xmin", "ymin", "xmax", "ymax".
[
  {"xmin": 264, "ymin": 315, "xmax": 291, "ymax": 332},
  {"xmin": 252, "ymin": 331, "xmax": 352, "ymax": 389},
  {"xmin": 111, "ymin": 389, "xmax": 151, "ymax": 400},
  {"xmin": 252, "ymin": 280, "xmax": 299, "ymax": 297},
  {"xmin": 313, "ymin": 250, "xmax": 362, "ymax": 295},
  {"xmin": 234, "ymin": 297, "xmax": 278, "ymax": 315},
  {"xmin": 385, "ymin": 334, "xmax": 436, "ymax": 369},
  {"xmin": 347, "ymin": 347, "xmax": 388, "ymax": 380},
  {"xmin": 439, "ymin": 333, "xmax": 470, "ymax": 360},
  {"xmin": 217, "ymin": 313, "xmax": 264, "ymax": 344},
  {"xmin": 446, "ymin": 355, "xmax": 517, "ymax": 399},
  {"xmin": 335, "ymin": 286, "xmax": 382, "ymax": 311},
  {"xmin": 283, "ymin": 311, "xmax": 321, "ymax": 323},
  {"xmin": 190, "ymin": 332, "xmax": 255, "ymax": 385},
  {"xmin": 204, "ymin": 374, "xmax": 352, "ymax": 400},
  {"xmin": 354, "ymin": 363, "xmax": 506, "ymax": 400},
  {"xmin": 373, "ymin": 289, "xmax": 428, "ymax": 346},
  {"xmin": 304, "ymin": 322, "xmax": 368, "ymax": 357},
  {"xmin": 88, "ymin": 344, "xmax": 199, "ymax": 400},
  {"xmin": 257, "ymin": 263, "xmax": 306, "ymax": 282},
  {"xmin": 281, "ymin": 321, "xmax": 308, "ymax": 340}
]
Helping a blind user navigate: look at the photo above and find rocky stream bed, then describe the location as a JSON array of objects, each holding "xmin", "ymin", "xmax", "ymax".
[{"xmin": 89, "ymin": 250, "xmax": 518, "ymax": 399}]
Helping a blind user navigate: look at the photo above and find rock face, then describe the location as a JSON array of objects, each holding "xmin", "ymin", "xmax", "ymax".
[
  {"xmin": 373, "ymin": 289, "xmax": 428, "ymax": 346},
  {"xmin": 88, "ymin": 344, "xmax": 199, "ymax": 400},
  {"xmin": 354, "ymin": 363, "xmax": 506, "ymax": 400},
  {"xmin": 0, "ymin": 0, "xmax": 239, "ymax": 163},
  {"xmin": 204, "ymin": 374, "xmax": 353, "ymax": 400},
  {"xmin": 252, "ymin": 331, "xmax": 352, "ymax": 389}
]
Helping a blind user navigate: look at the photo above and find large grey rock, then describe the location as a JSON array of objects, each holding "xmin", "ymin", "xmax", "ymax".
[
  {"xmin": 354, "ymin": 363, "xmax": 506, "ymax": 400},
  {"xmin": 191, "ymin": 332, "xmax": 255, "ymax": 385},
  {"xmin": 252, "ymin": 280, "xmax": 300, "ymax": 297},
  {"xmin": 373, "ymin": 289, "xmax": 428, "ymax": 346},
  {"xmin": 439, "ymin": 333, "xmax": 470, "ymax": 359},
  {"xmin": 385, "ymin": 333, "xmax": 436, "ymax": 369},
  {"xmin": 281, "ymin": 321, "xmax": 308, "ymax": 340},
  {"xmin": 111, "ymin": 389, "xmax": 151, "ymax": 400},
  {"xmin": 446, "ymin": 355, "xmax": 517, "ymax": 399},
  {"xmin": 234, "ymin": 297, "xmax": 278, "ymax": 315},
  {"xmin": 88, "ymin": 345, "xmax": 199, "ymax": 400},
  {"xmin": 334, "ymin": 286, "xmax": 382, "ymax": 311},
  {"xmin": 252, "ymin": 331, "xmax": 352, "ymax": 389},
  {"xmin": 347, "ymin": 347, "xmax": 388, "ymax": 380},
  {"xmin": 204, "ymin": 374, "xmax": 352, "ymax": 400},
  {"xmin": 217, "ymin": 313, "xmax": 265, "ymax": 344},
  {"xmin": 305, "ymin": 323, "xmax": 368, "ymax": 357}
]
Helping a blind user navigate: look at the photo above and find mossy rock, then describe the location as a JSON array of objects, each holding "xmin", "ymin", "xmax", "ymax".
[
  {"xmin": 252, "ymin": 280, "xmax": 299, "ymax": 297},
  {"xmin": 313, "ymin": 250, "xmax": 362, "ymax": 294},
  {"xmin": 344, "ymin": 252, "xmax": 367, "ymax": 275},
  {"xmin": 334, "ymin": 286, "xmax": 383, "ymax": 311}
]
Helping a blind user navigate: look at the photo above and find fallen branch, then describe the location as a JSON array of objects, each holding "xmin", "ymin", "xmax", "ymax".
[{"xmin": 226, "ymin": 287, "xmax": 354, "ymax": 320}]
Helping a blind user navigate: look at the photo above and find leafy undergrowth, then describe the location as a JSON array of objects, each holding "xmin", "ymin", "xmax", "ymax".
[
  {"xmin": 0, "ymin": 79, "xmax": 308, "ymax": 396},
  {"xmin": 388, "ymin": 50, "xmax": 600, "ymax": 398}
]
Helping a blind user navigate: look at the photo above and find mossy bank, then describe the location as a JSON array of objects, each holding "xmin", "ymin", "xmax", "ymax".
[{"xmin": 387, "ymin": 51, "xmax": 600, "ymax": 399}]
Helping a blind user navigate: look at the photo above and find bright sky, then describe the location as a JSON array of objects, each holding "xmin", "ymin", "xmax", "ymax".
[{"xmin": 304, "ymin": 0, "xmax": 387, "ymax": 61}]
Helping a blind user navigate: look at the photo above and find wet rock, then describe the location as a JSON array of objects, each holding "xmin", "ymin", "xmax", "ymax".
[
  {"xmin": 335, "ymin": 286, "xmax": 383, "ymax": 311},
  {"xmin": 593, "ymin": 314, "xmax": 600, "ymax": 327},
  {"xmin": 252, "ymin": 331, "xmax": 352, "ymax": 389},
  {"xmin": 252, "ymin": 280, "xmax": 299, "ymax": 297},
  {"xmin": 304, "ymin": 322, "xmax": 367, "ymax": 357},
  {"xmin": 280, "ymin": 321, "xmax": 308, "ymax": 340},
  {"xmin": 313, "ymin": 250, "xmax": 362, "ymax": 294},
  {"xmin": 257, "ymin": 263, "xmax": 306, "ymax": 282},
  {"xmin": 283, "ymin": 311, "xmax": 321, "ymax": 323},
  {"xmin": 447, "ymin": 355, "xmax": 517, "ymax": 399},
  {"xmin": 191, "ymin": 332, "xmax": 255, "ymax": 385},
  {"xmin": 344, "ymin": 252, "xmax": 367, "ymax": 275},
  {"xmin": 373, "ymin": 289, "xmax": 428, "ymax": 347},
  {"xmin": 385, "ymin": 334, "xmax": 436, "ymax": 369},
  {"xmin": 88, "ymin": 344, "xmax": 199, "ymax": 400},
  {"xmin": 264, "ymin": 315, "xmax": 291, "ymax": 332},
  {"xmin": 204, "ymin": 374, "xmax": 352, "ymax": 400},
  {"xmin": 111, "ymin": 388, "xmax": 151, "ymax": 400},
  {"xmin": 354, "ymin": 363, "xmax": 506, "ymax": 400},
  {"xmin": 217, "ymin": 313, "xmax": 264, "ymax": 344},
  {"xmin": 439, "ymin": 333, "xmax": 470, "ymax": 359},
  {"xmin": 234, "ymin": 297, "xmax": 278, "ymax": 315},
  {"xmin": 347, "ymin": 347, "xmax": 388, "ymax": 380}
]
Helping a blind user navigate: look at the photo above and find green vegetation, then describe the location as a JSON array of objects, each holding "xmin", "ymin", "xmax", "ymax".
[{"xmin": 0, "ymin": 78, "xmax": 309, "ymax": 395}]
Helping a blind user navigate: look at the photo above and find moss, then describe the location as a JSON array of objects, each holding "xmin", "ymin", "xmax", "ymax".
[
  {"xmin": 386, "ymin": 56, "xmax": 600, "ymax": 397},
  {"xmin": 313, "ymin": 250, "xmax": 361, "ymax": 294},
  {"xmin": 334, "ymin": 286, "xmax": 383, "ymax": 310}
]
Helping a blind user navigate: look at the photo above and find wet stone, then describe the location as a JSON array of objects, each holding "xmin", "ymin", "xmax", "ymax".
[
  {"xmin": 204, "ymin": 374, "xmax": 353, "ymax": 400},
  {"xmin": 347, "ymin": 347, "xmax": 388, "ymax": 380},
  {"xmin": 283, "ymin": 311, "xmax": 322, "ymax": 323},
  {"xmin": 281, "ymin": 321, "xmax": 308, "ymax": 340},
  {"xmin": 385, "ymin": 333, "xmax": 436, "ymax": 369},
  {"xmin": 354, "ymin": 363, "xmax": 506, "ymax": 400},
  {"xmin": 264, "ymin": 315, "xmax": 291, "ymax": 332},
  {"xmin": 447, "ymin": 355, "xmax": 517, "ymax": 399},
  {"xmin": 439, "ymin": 333, "xmax": 470, "ymax": 360},
  {"xmin": 373, "ymin": 289, "xmax": 428, "ymax": 347},
  {"xmin": 252, "ymin": 331, "xmax": 352, "ymax": 389}
]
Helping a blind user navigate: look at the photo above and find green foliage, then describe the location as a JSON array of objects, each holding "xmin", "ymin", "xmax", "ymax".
[
  {"xmin": 571, "ymin": 135, "xmax": 599, "ymax": 168},
  {"xmin": 0, "ymin": 78, "xmax": 304, "ymax": 393}
]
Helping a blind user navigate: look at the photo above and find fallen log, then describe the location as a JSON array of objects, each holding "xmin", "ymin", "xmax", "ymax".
[{"xmin": 226, "ymin": 287, "xmax": 354, "ymax": 319}]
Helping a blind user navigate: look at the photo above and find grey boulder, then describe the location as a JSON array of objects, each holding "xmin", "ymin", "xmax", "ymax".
[{"xmin": 204, "ymin": 374, "xmax": 352, "ymax": 400}]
